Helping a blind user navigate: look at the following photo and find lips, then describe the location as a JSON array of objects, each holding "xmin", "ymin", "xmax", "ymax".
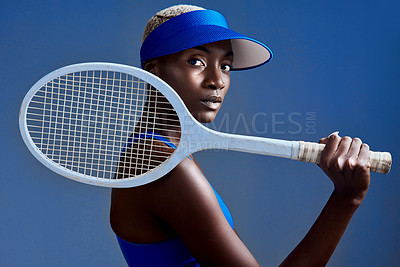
[{"xmin": 200, "ymin": 95, "xmax": 222, "ymax": 110}]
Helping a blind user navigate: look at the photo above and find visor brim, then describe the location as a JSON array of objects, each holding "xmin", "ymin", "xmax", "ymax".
[{"xmin": 141, "ymin": 25, "xmax": 272, "ymax": 70}]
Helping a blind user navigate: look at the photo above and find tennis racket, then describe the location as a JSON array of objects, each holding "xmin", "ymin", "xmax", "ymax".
[{"xmin": 19, "ymin": 63, "xmax": 392, "ymax": 187}]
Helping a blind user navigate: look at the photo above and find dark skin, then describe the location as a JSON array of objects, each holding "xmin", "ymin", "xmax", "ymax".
[{"xmin": 110, "ymin": 40, "xmax": 371, "ymax": 266}]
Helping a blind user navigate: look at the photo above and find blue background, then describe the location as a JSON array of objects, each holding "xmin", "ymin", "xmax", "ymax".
[{"xmin": 1, "ymin": 0, "xmax": 399, "ymax": 266}]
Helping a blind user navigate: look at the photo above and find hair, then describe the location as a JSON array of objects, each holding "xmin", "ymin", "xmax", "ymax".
[{"xmin": 142, "ymin": 4, "xmax": 205, "ymax": 43}]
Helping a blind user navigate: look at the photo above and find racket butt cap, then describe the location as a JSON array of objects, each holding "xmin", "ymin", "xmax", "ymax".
[{"xmin": 370, "ymin": 151, "xmax": 392, "ymax": 174}]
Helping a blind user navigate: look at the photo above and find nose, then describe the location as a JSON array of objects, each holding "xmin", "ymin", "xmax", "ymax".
[{"xmin": 203, "ymin": 66, "xmax": 226, "ymax": 90}]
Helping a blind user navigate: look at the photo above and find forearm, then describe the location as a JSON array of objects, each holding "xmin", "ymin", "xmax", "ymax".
[{"xmin": 280, "ymin": 190, "xmax": 364, "ymax": 267}]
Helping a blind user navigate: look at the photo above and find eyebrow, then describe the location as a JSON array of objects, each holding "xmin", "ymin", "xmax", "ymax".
[{"xmin": 192, "ymin": 46, "xmax": 234, "ymax": 57}]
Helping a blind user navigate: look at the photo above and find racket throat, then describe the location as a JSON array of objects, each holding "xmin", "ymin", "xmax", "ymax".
[{"xmin": 180, "ymin": 127, "xmax": 297, "ymax": 159}]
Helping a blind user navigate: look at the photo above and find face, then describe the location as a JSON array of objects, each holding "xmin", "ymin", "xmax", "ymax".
[{"xmin": 148, "ymin": 40, "xmax": 233, "ymax": 123}]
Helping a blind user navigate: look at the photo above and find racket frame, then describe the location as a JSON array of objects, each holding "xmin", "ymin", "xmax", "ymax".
[
  {"xmin": 20, "ymin": 62, "xmax": 390, "ymax": 188},
  {"xmin": 19, "ymin": 63, "xmax": 198, "ymax": 187}
]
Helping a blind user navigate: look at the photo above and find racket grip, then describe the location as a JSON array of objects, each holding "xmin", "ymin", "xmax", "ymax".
[{"xmin": 297, "ymin": 141, "xmax": 392, "ymax": 174}]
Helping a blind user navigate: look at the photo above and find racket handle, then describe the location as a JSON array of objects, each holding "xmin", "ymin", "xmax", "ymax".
[{"xmin": 297, "ymin": 141, "xmax": 392, "ymax": 174}]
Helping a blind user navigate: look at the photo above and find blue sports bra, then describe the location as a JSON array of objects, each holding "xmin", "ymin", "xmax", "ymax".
[{"xmin": 116, "ymin": 132, "xmax": 233, "ymax": 267}]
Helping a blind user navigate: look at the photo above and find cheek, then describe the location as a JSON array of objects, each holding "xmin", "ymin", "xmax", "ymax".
[
  {"xmin": 166, "ymin": 73, "xmax": 201, "ymax": 102},
  {"xmin": 159, "ymin": 67, "xmax": 193, "ymax": 91}
]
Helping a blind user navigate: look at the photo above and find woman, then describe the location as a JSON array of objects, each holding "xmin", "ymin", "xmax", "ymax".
[{"xmin": 110, "ymin": 5, "xmax": 371, "ymax": 266}]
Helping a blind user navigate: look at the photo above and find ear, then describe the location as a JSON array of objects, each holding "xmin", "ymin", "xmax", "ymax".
[{"xmin": 143, "ymin": 59, "xmax": 159, "ymax": 75}]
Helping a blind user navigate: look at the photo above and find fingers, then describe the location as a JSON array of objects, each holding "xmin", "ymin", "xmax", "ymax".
[
  {"xmin": 319, "ymin": 133, "xmax": 368, "ymax": 174},
  {"xmin": 358, "ymin": 143, "xmax": 370, "ymax": 165},
  {"xmin": 318, "ymin": 132, "xmax": 371, "ymax": 200},
  {"xmin": 319, "ymin": 132, "xmax": 341, "ymax": 171},
  {"xmin": 354, "ymin": 143, "xmax": 371, "ymax": 174},
  {"xmin": 342, "ymin": 137, "xmax": 362, "ymax": 177},
  {"xmin": 319, "ymin": 131, "xmax": 339, "ymax": 145},
  {"xmin": 346, "ymin": 137, "xmax": 362, "ymax": 158},
  {"xmin": 329, "ymin": 136, "xmax": 352, "ymax": 174}
]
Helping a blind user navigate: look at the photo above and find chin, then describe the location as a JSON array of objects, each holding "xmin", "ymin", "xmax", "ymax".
[{"xmin": 193, "ymin": 111, "xmax": 218, "ymax": 124}]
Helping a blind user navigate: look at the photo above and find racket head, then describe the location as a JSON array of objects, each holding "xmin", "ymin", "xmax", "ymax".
[{"xmin": 19, "ymin": 62, "xmax": 195, "ymax": 187}]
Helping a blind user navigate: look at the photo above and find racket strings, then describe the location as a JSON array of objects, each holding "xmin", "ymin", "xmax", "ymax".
[
  {"xmin": 26, "ymin": 70, "xmax": 181, "ymax": 180},
  {"xmin": 115, "ymin": 87, "xmax": 181, "ymax": 178},
  {"xmin": 115, "ymin": 138, "xmax": 176, "ymax": 178}
]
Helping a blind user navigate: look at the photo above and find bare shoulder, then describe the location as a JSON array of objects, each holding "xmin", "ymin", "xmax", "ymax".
[
  {"xmin": 148, "ymin": 157, "xmax": 259, "ymax": 266},
  {"xmin": 111, "ymin": 149, "xmax": 258, "ymax": 265},
  {"xmin": 110, "ymin": 154, "xmax": 213, "ymax": 241},
  {"xmin": 110, "ymin": 137, "xmax": 177, "ymax": 242}
]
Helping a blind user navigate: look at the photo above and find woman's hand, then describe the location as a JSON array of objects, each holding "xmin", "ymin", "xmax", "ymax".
[
  {"xmin": 318, "ymin": 132, "xmax": 371, "ymax": 204},
  {"xmin": 281, "ymin": 132, "xmax": 373, "ymax": 266}
]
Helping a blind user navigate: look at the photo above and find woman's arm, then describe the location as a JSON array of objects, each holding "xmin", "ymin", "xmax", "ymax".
[
  {"xmin": 146, "ymin": 132, "xmax": 370, "ymax": 266},
  {"xmin": 280, "ymin": 132, "xmax": 371, "ymax": 266}
]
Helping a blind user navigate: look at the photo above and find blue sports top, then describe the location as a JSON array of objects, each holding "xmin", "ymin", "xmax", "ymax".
[{"xmin": 116, "ymin": 132, "xmax": 233, "ymax": 267}]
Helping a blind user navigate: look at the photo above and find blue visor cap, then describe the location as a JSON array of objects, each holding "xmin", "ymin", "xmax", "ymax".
[{"xmin": 140, "ymin": 10, "xmax": 272, "ymax": 70}]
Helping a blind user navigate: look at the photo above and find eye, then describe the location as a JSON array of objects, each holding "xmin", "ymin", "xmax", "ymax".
[
  {"xmin": 188, "ymin": 58, "xmax": 204, "ymax": 66},
  {"xmin": 221, "ymin": 63, "xmax": 232, "ymax": 72}
]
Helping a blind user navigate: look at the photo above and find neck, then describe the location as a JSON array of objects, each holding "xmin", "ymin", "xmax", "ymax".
[{"xmin": 134, "ymin": 94, "xmax": 181, "ymax": 146}]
